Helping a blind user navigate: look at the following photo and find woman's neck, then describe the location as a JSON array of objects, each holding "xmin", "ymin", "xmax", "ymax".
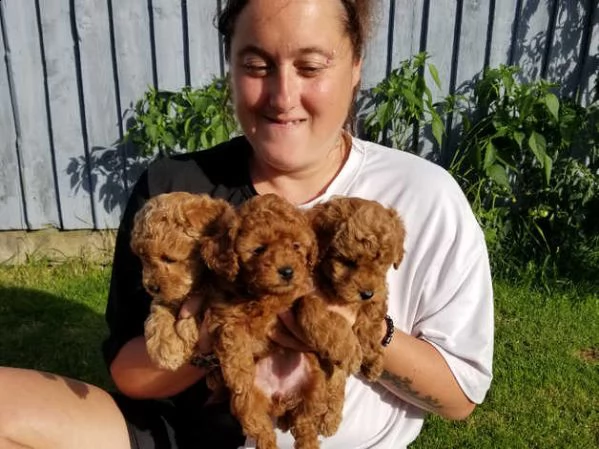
[{"xmin": 251, "ymin": 133, "xmax": 351, "ymax": 205}]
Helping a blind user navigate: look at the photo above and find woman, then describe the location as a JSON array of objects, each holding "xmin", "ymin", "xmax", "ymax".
[{"xmin": 0, "ymin": 0, "xmax": 494, "ymax": 448}]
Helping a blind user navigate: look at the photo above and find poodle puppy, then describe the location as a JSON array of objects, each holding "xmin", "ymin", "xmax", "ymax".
[
  {"xmin": 201, "ymin": 193, "xmax": 329, "ymax": 449},
  {"xmin": 130, "ymin": 191, "xmax": 235, "ymax": 371},
  {"xmin": 295, "ymin": 196, "xmax": 406, "ymax": 431}
]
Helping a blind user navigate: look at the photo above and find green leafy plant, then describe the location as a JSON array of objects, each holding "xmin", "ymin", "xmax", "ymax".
[
  {"xmin": 362, "ymin": 52, "xmax": 446, "ymax": 153},
  {"xmin": 449, "ymin": 65, "xmax": 599, "ymax": 280},
  {"xmin": 123, "ymin": 76, "xmax": 239, "ymax": 157}
]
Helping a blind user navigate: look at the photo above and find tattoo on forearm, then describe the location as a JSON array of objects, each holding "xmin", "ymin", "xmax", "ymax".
[{"xmin": 380, "ymin": 370, "xmax": 443, "ymax": 412}]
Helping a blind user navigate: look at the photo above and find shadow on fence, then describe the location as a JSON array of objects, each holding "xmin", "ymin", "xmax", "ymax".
[
  {"xmin": 66, "ymin": 141, "xmax": 152, "ymax": 217},
  {"xmin": 63, "ymin": 0, "xmax": 598, "ymax": 217}
]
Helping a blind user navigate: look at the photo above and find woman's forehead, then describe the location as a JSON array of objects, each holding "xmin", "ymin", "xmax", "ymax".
[{"xmin": 231, "ymin": 0, "xmax": 350, "ymax": 55}]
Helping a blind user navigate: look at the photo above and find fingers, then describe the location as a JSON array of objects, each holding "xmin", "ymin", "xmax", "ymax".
[
  {"xmin": 179, "ymin": 293, "xmax": 202, "ymax": 319},
  {"xmin": 196, "ymin": 310, "xmax": 214, "ymax": 354},
  {"xmin": 270, "ymin": 313, "xmax": 312, "ymax": 352},
  {"xmin": 327, "ymin": 303, "xmax": 357, "ymax": 326}
]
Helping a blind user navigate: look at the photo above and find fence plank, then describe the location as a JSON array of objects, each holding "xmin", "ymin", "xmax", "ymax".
[
  {"xmin": 187, "ymin": 0, "xmax": 222, "ymax": 86},
  {"xmin": 0, "ymin": 13, "xmax": 24, "ymax": 230},
  {"xmin": 390, "ymin": 0, "xmax": 425, "ymax": 67},
  {"xmin": 419, "ymin": 1, "xmax": 457, "ymax": 158},
  {"xmin": 152, "ymin": 0, "xmax": 186, "ymax": 91},
  {"xmin": 112, "ymin": 1, "xmax": 154, "ymax": 192},
  {"xmin": 512, "ymin": 0, "xmax": 552, "ymax": 81},
  {"xmin": 424, "ymin": 1, "xmax": 457, "ymax": 101},
  {"xmin": 546, "ymin": 1, "xmax": 588, "ymax": 98},
  {"xmin": 1, "ymin": 0, "xmax": 58, "ymax": 230},
  {"xmin": 75, "ymin": 0, "xmax": 124, "ymax": 229},
  {"xmin": 579, "ymin": 1, "xmax": 598, "ymax": 105},
  {"xmin": 362, "ymin": 1, "xmax": 391, "ymax": 89},
  {"xmin": 113, "ymin": 1, "xmax": 153, "ymax": 121},
  {"xmin": 455, "ymin": 0, "xmax": 491, "ymax": 90},
  {"xmin": 444, "ymin": 1, "xmax": 492, "ymax": 165},
  {"xmin": 39, "ymin": 0, "xmax": 93, "ymax": 229},
  {"xmin": 487, "ymin": 0, "xmax": 519, "ymax": 68}
]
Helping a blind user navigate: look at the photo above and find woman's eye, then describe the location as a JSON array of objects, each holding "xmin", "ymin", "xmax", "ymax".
[
  {"xmin": 253, "ymin": 245, "xmax": 267, "ymax": 255},
  {"xmin": 298, "ymin": 66, "xmax": 322, "ymax": 76},
  {"xmin": 243, "ymin": 63, "xmax": 269, "ymax": 76}
]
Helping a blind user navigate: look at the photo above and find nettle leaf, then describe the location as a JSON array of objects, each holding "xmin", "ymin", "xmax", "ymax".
[
  {"xmin": 429, "ymin": 64, "xmax": 442, "ymax": 89},
  {"xmin": 186, "ymin": 135, "xmax": 197, "ymax": 151},
  {"xmin": 528, "ymin": 131, "xmax": 548, "ymax": 166},
  {"xmin": 431, "ymin": 116, "xmax": 444, "ymax": 146},
  {"xmin": 484, "ymin": 141, "xmax": 497, "ymax": 169},
  {"xmin": 513, "ymin": 131, "xmax": 525, "ymax": 149},
  {"xmin": 487, "ymin": 163, "xmax": 511, "ymax": 189},
  {"xmin": 402, "ymin": 89, "xmax": 420, "ymax": 109},
  {"xmin": 163, "ymin": 132, "xmax": 176, "ymax": 149},
  {"xmin": 200, "ymin": 132, "xmax": 209, "ymax": 149},
  {"xmin": 543, "ymin": 93, "xmax": 560, "ymax": 121},
  {"xmin": 376, "ymin": 102, "xmax": 391, "ymax": 127},
  {"xmin": 543, "ymin": 153, "xmax": 553, "ymax": 185}
]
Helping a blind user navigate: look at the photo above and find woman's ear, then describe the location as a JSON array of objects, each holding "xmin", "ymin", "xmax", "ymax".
[{"xmin": 351, "ymin": 56, "xmax": 363, "ymax": 91}]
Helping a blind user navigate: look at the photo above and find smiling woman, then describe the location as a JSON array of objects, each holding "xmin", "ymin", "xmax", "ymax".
[
  {"xmin": 228, "ymin": 0, "xmax": 362, "ymax": 203},
  {"xmin": 0, "ymin": 1, "xmax": 493, "ymax": 449}
]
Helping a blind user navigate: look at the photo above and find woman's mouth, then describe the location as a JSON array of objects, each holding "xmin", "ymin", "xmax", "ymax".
[{"xmin": 264, "ymin": 116, "xmax": 306, "ymax": 126}]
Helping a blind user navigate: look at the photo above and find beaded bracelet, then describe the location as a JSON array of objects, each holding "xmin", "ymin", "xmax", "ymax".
[
  {"xmin": 381, "ymin": 315, "xmax": 395, "ymax": 347},
  {"xmin": 190, "ymin": 352, "xmax": 220, "ymax": 370}
]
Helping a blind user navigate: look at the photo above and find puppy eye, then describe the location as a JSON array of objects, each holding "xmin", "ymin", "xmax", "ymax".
[
  {"xmin": 340, "ymin": 258, "xmax": 358, "ymax": 269},
  {"xmin": 293, "ymin": 242, "xmax": 302, "ymax": 251},
  {"xmin": 253, "ymin": 245, "xmax": 267, "ymax": 255},
  {"xmin": 160, "ymin": 254, "xmax": 176, "ymax": 264}
]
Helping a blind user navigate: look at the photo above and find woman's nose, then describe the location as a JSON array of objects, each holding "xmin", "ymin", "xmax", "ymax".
[{"xmin": 268, "ymin": 67, "xmax": 297, "ymax": 112}]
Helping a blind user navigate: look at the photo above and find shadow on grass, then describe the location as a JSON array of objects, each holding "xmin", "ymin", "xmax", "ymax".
[{"xmin": 0, "ymin": 286, "xmax": 113, "ymax": 391}]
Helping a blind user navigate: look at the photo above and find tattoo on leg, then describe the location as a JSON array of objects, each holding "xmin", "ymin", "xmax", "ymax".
[{"xmin": 380, "ymin": 371, "xmax": 442, "ymax": 412}]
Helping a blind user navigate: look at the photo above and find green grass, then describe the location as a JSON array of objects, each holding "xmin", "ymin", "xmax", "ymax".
[
  {"xmin": 0, "ymin": 259, "xmax": 113, "ymax": 389},
  {"xmin": 0, "ymin": 260, "xmax": 597, "ymax": 447},
  {"xmin": 411, "ymin": 281, "xmax": 599, "ymax": 449}
]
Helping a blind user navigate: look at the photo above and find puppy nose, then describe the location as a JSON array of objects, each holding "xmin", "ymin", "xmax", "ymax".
[
  {"xmin": 360, "ymin": 290, "xmax": 374, "ymax": 300},
  {"xmin": 278, "ymin": 266, "xmax": 294, "ymax": 281},
  {"xmin": 146, "ymin": 283, "xmax": 161, "ymax": 295}
]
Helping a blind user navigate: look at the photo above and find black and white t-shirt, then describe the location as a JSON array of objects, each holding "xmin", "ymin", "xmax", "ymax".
[{"xmin": 103, "ymin": 135, "xmax": 494, "ymax": 449}]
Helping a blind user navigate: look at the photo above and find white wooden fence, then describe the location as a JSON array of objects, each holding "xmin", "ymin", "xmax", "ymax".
[{"xmin": 0, "ymin": 0, "xmax": 597, "ymax": 230}]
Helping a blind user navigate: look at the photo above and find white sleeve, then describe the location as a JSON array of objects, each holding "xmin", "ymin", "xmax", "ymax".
[
  {"xmin": 387, "ymin": 162, "xmax": 494, "ymax": 405},
  {"xmin": 413, "ymin": 242, "xmax": 494, "ymax": 403}
]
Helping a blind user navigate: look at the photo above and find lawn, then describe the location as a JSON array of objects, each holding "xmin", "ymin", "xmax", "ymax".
[{"xmin": 0, "ymin": 260, "xmax": 597, "ymax": 447}]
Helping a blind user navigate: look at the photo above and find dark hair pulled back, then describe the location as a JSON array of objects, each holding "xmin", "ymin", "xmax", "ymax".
[{"xmin": 216, "ymin": 0, "xmax": 374, "ymax": 61}]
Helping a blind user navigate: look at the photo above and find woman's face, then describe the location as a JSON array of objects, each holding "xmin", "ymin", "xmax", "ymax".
[{"xmin": 229, "ymin": 0, "xmax": 362, "ymax": 173}]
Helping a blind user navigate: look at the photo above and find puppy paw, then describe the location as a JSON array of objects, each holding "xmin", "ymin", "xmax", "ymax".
[
  {"xmin": 319, "ymin": 410, "xmax": 342, "ymax": 437},
  {"xmin": 175, "ymin": 316, "xmax": 200, "ymax": 347},
  {"xmin": 145, "ymin": 317, "xmax": 189, "ymax": 370},
  {"xmin": 360, "ymin": 358, "xmax": 384, "ymax": 382}
]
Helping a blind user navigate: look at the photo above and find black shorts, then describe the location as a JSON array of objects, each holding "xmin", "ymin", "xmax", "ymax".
[{"xmin": 110, "ymin": 392, "xmax": 244, "ymax": 449}]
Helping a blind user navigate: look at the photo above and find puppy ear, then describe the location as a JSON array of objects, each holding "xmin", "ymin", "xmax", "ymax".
[
  {"xmin": 199, "ymin": 207, "xmax": 240, "ymax": 281},
  {"xmin": 307, "ymin": 202, "xmax": 342, "ymax": 258},
  {"xmin": 181, "ymin": 195, "xmax": 231, "ymax": 239},
  {"xmin": 307, "ymin": 235, "xmax": 319, "ymax": 271}
]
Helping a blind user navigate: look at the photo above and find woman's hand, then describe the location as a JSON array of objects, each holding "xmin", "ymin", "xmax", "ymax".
[
  {"xmin": 178, "ymin": 294, "xmax": 213, "ymax": 355},
  {"xmin": 271, "ymin": 310, "xmax": 313, "ymax": 352},
  {"xmin": 272, "ymin": 302, "xmax": 358, "ymax": 352}
]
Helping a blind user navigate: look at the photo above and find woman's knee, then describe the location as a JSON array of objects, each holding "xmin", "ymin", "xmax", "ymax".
[{"xmin": 0, "ymin": 367, "xmax": 130, "ymax": 449}]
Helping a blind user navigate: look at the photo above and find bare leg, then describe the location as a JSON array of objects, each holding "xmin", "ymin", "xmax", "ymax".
[{"xmin": 0, "ymin": 367, "xmax": 130, "ymax": 449}]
